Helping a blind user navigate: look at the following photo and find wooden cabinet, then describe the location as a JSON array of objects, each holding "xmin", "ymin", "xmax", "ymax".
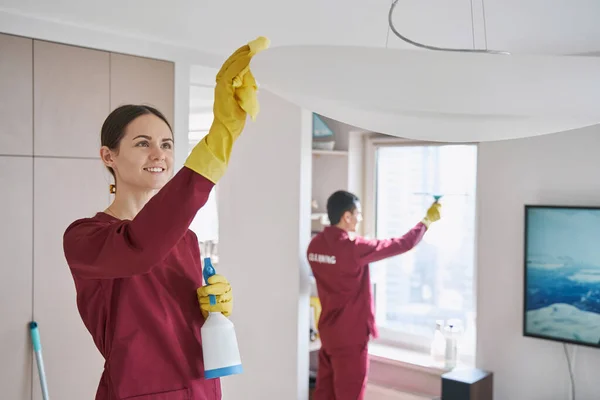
[
  {"xmin": 0, "ymin": 156, "xmax": 33, "ymax": 400},
  {"xmin": 0, "ymin": 32, "xmax": 175, "ymax": 400},
  {"xmin": 33, "ymin": 158, "xmax": 109, "ymax": 400},
  {"xmin": 0, "ymin": 34, "xmax": 33, "ymax": 155},
  {"xmin": 33, "ymin": 40, "xmax": 110, "ymax": 158},
  {"xmin": 110, "ymin": 53, "xmax": 175, "ymax": 128}
]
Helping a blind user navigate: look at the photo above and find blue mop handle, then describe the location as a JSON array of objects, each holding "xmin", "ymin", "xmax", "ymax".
[
  {"xmin": 30, "ymin": 321, "xmax": 50, "ymax": 400},
  {"xmin": 202, "ymin": 257, "xmax": 217, "ymax": 306}
]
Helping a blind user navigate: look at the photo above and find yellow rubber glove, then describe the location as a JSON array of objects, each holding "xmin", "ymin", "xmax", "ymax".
[
  {"xmin": 184, "ymin": 36, "xmax": 270, "ymax": 183},
  {"xmin": 197, "ymin": 274, "xmax": 233, "ymax": 319},
  {"xmin": 421, "ymin": 202, "xmax": 442, "ymax": 229}
]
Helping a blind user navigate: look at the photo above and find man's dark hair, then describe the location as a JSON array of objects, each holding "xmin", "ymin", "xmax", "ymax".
[{"xmin": 326, "ymin": 190, "xmax": 360, "ymax": 225}]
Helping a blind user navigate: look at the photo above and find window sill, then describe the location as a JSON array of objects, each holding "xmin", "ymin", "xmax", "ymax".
[
  {"xmin": 367, "ymin": 342, "xmax": 476, "ymax": 397},
  {"xmin": 368, "ymin": 343, "xmax": 449, "ymax": 376},
  {"xmin": 367, "ymin": 343, "xmax": 450, "ymax": 397}
]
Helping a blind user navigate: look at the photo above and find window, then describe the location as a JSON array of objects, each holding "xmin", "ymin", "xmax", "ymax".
[
  {"xmin": 366, "ymin": 139, "xmax": 477, "ymax": 361},
  {"xmin": 187, "ymin": 137, "xmax": 219, "ymax": 256},
  {"xmin": 188, "ymin": 69, "xmax": 219, "ymax": 258}
]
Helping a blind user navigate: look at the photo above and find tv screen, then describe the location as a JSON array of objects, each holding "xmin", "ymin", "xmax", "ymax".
[{"xmin": 524, "ymin": 205, "xmax": 600, "ymax": 347}]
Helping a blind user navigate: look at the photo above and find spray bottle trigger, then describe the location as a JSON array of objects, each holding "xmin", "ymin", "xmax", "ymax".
[{"xmin": 203, "ymin": 257, "xmax": 217, "ymax": 306}]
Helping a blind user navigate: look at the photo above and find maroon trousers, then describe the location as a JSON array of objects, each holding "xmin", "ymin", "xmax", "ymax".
[{"xmin": 313, "ymin": 342, "xmax": 369, "ymax": 400}]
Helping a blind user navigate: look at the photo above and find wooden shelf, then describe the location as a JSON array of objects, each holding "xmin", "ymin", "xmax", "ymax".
[
  {"xmin": 312, "ymin": 149, "xmax": 348, "ymax": 156},
  {"xmin": 311, "ymin": 213, "xmax": 329, "ymax": 227}
]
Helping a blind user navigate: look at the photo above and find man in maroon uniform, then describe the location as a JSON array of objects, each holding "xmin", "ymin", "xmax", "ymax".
[{"xmin": 307, "ymin": 190, "xmax": 441, "ymax": 399}]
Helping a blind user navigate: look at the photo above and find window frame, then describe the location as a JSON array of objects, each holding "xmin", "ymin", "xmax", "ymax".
[{"xmin": 363, "ymin": 134, "xmax": 478, "ymax": 363}]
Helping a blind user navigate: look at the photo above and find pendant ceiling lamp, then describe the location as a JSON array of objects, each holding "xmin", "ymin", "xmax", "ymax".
[{"xmin": 252, "ymin": 0, "xmax": 600, "ymax": 142}]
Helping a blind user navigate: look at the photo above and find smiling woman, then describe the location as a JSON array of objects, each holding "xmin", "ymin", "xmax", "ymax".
[{"xmin": 60, "ymin": 36, "xmax": 269, "ymax": 400}]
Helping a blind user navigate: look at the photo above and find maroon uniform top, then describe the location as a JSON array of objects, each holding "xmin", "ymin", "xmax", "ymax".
[
  {"xmin": 307, "ymin": 223, "xmax": 427, "ymax": 349},
  {"xmin": 63, "ymin": 167, "xmax": 220, "ymax": 400}
]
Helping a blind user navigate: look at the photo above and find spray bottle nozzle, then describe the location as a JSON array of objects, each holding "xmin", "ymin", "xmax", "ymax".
[{"xmin": 202, "ymin": 257, "xmax": 217, "ymax": 306}]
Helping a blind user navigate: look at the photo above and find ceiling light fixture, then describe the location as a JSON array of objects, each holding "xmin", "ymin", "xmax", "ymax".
[
  {"xmin": 388, "ymin": 0, "xmax": 509, "ymax": 55},
  {"xmin": 252, "ymin": 1, "xmax": 600, "ymax": 142}
]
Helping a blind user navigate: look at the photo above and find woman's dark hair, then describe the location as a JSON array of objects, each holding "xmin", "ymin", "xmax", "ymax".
[
  {"xmin": 101, "ymin": 104, "xmax": 172, "ymax": 192},
  {"xmin": 326, "ymin": 190, "xmax": 360, "ymax": 225}
]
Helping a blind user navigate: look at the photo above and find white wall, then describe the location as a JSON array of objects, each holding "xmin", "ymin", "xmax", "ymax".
[
  {"xmin": 476, "ymin": 125, "xmax": 600, "ymax": 400},
  {"xmin": 218, "ymin": 90, "xmax": 313, "ymax": 399}
]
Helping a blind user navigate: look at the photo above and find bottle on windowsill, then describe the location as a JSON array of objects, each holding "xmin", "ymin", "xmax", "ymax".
[
  {"xmin": 443, "ymin": 319, "xmax": 464, "ymax": 370},
  {"xmin": 430, "ymin": 319, "xmax": 446, "ymax": 365}
]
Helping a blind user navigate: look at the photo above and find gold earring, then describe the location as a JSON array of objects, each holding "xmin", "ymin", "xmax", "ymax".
[{"xmin": 109, "ymin": 184, "xmax": 116, "ymax": 194}]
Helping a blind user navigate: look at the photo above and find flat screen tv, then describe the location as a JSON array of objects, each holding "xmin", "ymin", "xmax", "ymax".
[{"xmin": 524, "ymin": 205, "xmax": 600, "ymax": 348}]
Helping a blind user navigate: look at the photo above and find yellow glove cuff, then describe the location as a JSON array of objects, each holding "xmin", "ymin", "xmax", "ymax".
[{"xmin": 184, "ymin": 138, "xmax": 228, "ymax": 184}]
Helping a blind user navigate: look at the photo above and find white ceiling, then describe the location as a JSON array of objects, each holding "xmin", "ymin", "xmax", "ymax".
[{"xmin": 2, "ymin": 0, "xmax": 599, "ymax": 56}]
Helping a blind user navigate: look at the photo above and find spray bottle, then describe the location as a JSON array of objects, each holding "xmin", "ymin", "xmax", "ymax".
[
  {"xmin": 415, "ymin": 193, "xmax": 444, "ymax": 205},
  {"xmin": 201, "ymin": 257, "xmax": 243, "ymax": 379}
]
